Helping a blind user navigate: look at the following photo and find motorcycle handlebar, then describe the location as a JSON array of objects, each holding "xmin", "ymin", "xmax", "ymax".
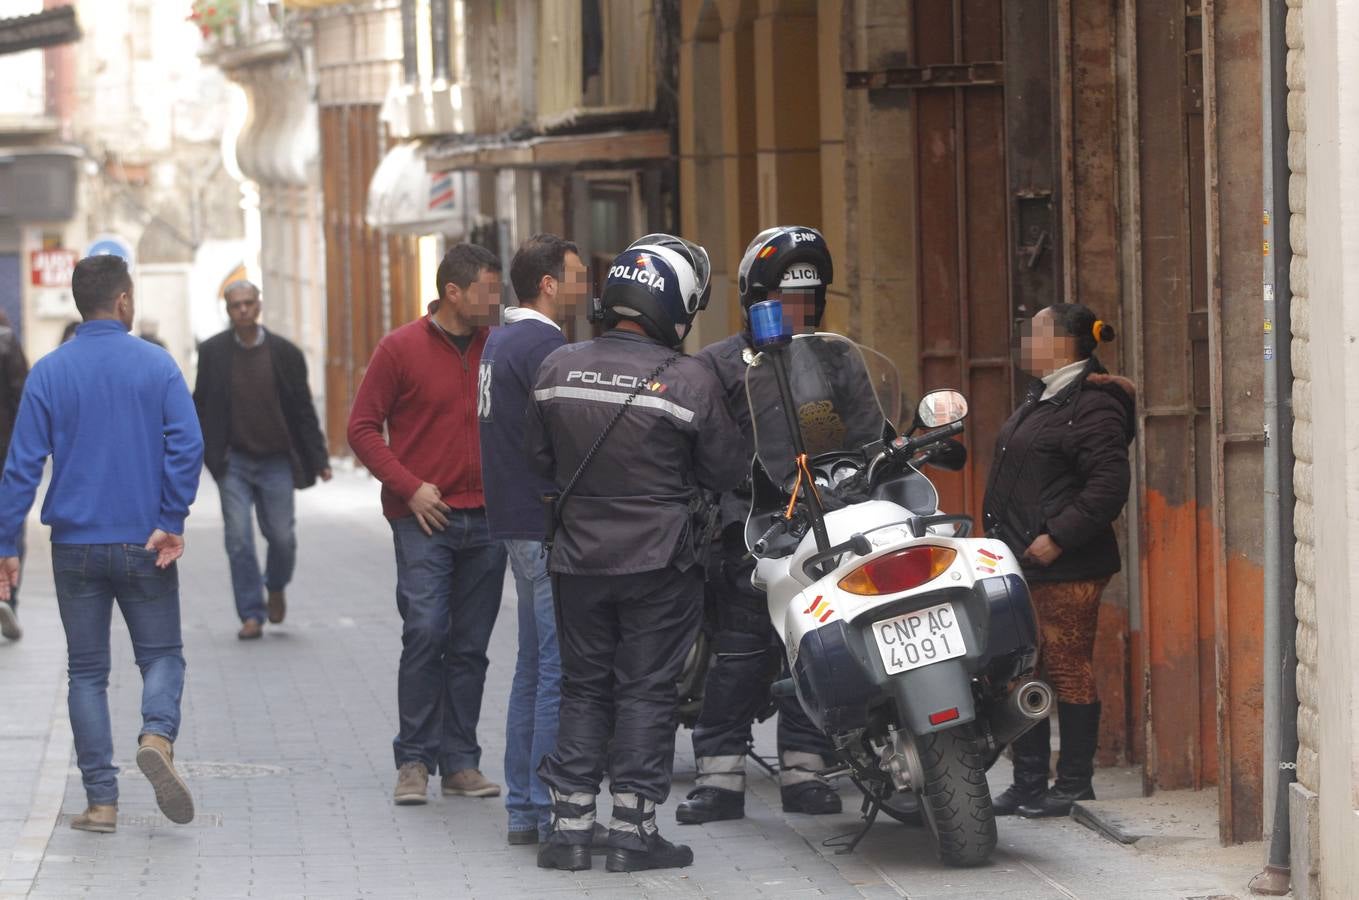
[
  {"xmin": 753, "ymin": 518, "xmax": 790, "ymax": 556},
  {"xmin": 892, "ymin": 419, "xmax": 966, "ymax": 456}
]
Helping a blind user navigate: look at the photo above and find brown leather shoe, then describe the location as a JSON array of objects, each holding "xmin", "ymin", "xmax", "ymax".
[
  {"xmin": 442, "ymin": 769, "xmax": 501, "ymax": 798},
  {"xmin": 237, "ymin": 619, "xmax": 263, "ymax": 640},
  {"xmin": 136, "ymin": 734, "xmax": 194, "ymax": 824},
  {"xmin": 394, "ymin": 762, "xmax": 430, "ymax": 805},
  {"xmin": 71, "ymin": 804, "xmax": 117, "ymax": 833},
  {"xmin": 267, "ymin": 590, "xmax": 286, "ymax": 624}
]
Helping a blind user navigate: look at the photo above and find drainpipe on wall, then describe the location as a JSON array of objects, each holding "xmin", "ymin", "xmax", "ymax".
[
  {"xmin": 430, "ymin": 0, "xmax": 450, "ymax": 85},
  {"xmin": 1250, "ymin": 0, "xmax": 1296, "ymax": 894},
  {"xmin": 400, "ymin": 0, "xmax": 418, "ymax": 86}
]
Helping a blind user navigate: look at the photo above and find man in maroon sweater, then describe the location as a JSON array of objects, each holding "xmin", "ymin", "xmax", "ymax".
[{"xmin": 348, "ymin": 243, "xmax": 509, "ymax": 806}]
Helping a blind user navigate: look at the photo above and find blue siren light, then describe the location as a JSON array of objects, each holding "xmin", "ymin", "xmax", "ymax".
[{"xmin": 749, "ymin": 299, "xmax": 790, "ymax": 349}]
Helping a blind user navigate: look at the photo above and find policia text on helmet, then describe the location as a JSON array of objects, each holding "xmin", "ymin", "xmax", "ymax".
[{"xmin": 586, "ymin": 236, "xmax": 712, "ymax": 349}]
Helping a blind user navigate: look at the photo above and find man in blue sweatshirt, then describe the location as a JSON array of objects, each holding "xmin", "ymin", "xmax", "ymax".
[
  {"xmin": 477, "ymin": 234, "xmax": 588, "ymax": 844},
  {"xmin": 0, "ymin": 254, "xmax": 204, "ymax": 834}
]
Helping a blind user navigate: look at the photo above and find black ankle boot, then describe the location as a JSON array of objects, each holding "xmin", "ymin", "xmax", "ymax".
[
  {"xmin": 537, "ymin": 842, "xmax": 591, "ymax": 871},
  {"xmin": 537, "ymin": 790, "xmax": 596, "ymax": 871},
  {"xmin": 605, "ymin": 833, "xmax": 695, "ymax": 872},
  {"xmin": 1018, "ymin": 702, "xmax": 1100, "ymax": 819},
  {"xmin": 992, "ymin": 715, "xmax": 1050, "ymax": 816},
  {"xmin": 780, "ymin": 781, "xmax": 842, "ymax": 815},
  {"xmin": 675, "ymin": 786, "xmax": 745, "ymax": 824},
  {"xmin": 606, "ymin": 793, "xmax": 695, "ymax": 872}
]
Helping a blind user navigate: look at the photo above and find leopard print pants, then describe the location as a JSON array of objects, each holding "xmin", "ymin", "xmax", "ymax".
[{"xmin": 1029, "ymin": 578, "xmax": 1111, "ymax": 705}]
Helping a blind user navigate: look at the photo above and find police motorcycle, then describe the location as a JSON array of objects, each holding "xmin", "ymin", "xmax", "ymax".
[{"xmin": 741, "ymin": 300, "xmax": 1053, "ymax": 868}]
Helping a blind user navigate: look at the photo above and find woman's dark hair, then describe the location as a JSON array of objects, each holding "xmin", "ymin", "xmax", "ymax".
[
  {"xmin": 1046, "ymin": 303, "xmax": 1116, "ymax": 359},
  {"xmin": 510, "ymin": 233, "xmax": 579, "ymax": 303},
  {"xmin": 71, "ymin": 255, "xmax": 132, "ymax": 320},
  {"xmin": 435, "ymin": 243, "xmax": 501, "ymax": 297}
]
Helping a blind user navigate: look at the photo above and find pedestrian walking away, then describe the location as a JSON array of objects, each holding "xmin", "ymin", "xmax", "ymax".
[
  {"xmin": 194, "ymin": 280, "xmax": 331, "ymax": 640},
  {"xmin": 0, "ymin": 310, "xmax": 29, "ymax": 642},
  {"xmin": 528, "ymin": 236, "xmax": 745, "ymax": 874},
  {"xmin": 348, "ymin": 243, "xmax": 508, "ymax": 808},
  {"xmin": 0, "ymin": 254, "xmax": 203, "ymax": 833},
  {"xmin": 982, "ymin": 303, "xmax": 1136, "ymax": 820},
  {"xmin": 678, "ymin": 226, "xmax": 844, "ymax": 827},
  {"xmin": 138, "ymin": 317, "xmax": 167, "ymax": 349},
  {"xmin": 478, "ymin": 234, "xmax": 589, "ymax": 846}
]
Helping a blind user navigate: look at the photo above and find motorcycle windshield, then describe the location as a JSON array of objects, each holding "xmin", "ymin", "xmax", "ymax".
[{"xmin": 745, "ymin": 333, "xmax": 901, "ymax": 485}]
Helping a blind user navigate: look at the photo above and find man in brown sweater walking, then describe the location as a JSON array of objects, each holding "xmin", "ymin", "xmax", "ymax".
[{"xmin": 193, "ymin": 280, "xmax": 331, "ymax": 639}]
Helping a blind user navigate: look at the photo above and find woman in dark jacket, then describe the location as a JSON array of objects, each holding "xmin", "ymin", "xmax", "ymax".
[{"xmin": 982, "ymin": 303, "xmax": 1135, "ymax": 819}]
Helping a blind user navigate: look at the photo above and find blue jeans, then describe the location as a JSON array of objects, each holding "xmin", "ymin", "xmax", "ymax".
[
  {"xmin": 220, "ymin": 450, "xmax": 296, "ymax": 624},
  {"xmin": 52, "ymin": 543, "xmax": 186, "ymax": 806},
  {"xmin": 390, "ymin": 510, "xmax": 506, "ymax": 774},
  {"xmin": 502, "ymin": 540, "xmax": 560, "ymax": 835}
]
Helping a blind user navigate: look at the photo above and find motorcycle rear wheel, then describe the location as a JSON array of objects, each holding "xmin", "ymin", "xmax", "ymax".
[{"xmin": 914, "ymin": 724, "xmax": 998, "ymax": 868}]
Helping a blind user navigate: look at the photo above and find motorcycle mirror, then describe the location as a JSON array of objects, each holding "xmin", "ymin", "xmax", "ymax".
[
  {"xmin": 916, "ymin": 389, "xmax": 969, "ymax": 429},
  {"xmin": 925, "ymin": 439, "xmax": 969, "ymax": 472}
]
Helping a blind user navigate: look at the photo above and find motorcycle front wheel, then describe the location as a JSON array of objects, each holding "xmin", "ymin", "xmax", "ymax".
[{"xmin": 914, "ymin": 724, "xmax": 997, "ymax": 868}]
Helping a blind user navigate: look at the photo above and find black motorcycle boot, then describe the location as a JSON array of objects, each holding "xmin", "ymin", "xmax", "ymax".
[
  {"xmin": 676, "ymin": 754, "xmax": 746, "ymax": 824},
  {"xmin": 675, "ymin": 786, "xmax": 745, "ymax": 824},
  {"xmin": 781, "ymin": 782, "xmax": 842, "ymax": 814},
  {"xmin": 1018, "ymin": 702, "xmax": 1100, "ymax": 819},
  {"xmin": 537, "ymin": 789, "xmax": 597, "ymax": 871},
  {"xmin": 992, "ymin": 716, "xmax": 1051, "ymax": 816},
  {"xmin": 778, "ymin": 751, "xmax": 842, "ymax": 815},
  {"xmin": 605, "ymin": 793, "xmax": 695, "ymax": 873}
]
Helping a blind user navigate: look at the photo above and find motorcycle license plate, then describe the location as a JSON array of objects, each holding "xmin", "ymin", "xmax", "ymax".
[{"xmin": 872, "ymin": 602, "xmax": 966, "ymax": 674}]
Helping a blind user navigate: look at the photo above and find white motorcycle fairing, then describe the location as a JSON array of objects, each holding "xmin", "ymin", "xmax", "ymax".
[{"xmin": 753, "ymin": 500, "xmax": 1035, "ymax": 737}]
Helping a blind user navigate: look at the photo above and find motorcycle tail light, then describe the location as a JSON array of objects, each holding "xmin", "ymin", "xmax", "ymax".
[{"xmin": 837, "ymin": 546, "xmax": 957, "ymax": 596}]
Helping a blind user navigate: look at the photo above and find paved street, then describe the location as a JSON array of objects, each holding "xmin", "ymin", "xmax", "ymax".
[{"xmin": 1, "ymin": 470, "xmax": 1271, "ymax": 899}]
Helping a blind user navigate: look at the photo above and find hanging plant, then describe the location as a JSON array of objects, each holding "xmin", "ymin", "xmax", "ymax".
[{"xmin": 187, "ymin": 0, "xmax": 240, "ymax": 41}]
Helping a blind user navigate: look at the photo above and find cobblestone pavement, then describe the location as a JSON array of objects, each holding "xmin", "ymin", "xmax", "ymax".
[{"xmin": 1, "ymin": 469, "xmax": 1269, "ymax": 899}]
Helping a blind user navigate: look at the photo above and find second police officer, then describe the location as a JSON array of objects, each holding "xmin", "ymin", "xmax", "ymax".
[
  {"xmin": 526, "ymin": 235, "xmax": 745, "ymax": 873},
  {"xmin": 676, "ymin": 226, "xmax": 844, "ymax": 825}
]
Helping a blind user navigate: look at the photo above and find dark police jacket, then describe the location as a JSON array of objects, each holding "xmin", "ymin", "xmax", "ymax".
[
  {"xmin": 694, "ymin": 334, "xmax": 756, "ymax": 530},
  {"xmin": 696, "ymin": 332, "xmax": 888, "ymax": 524},
  {"xmin": 194, "ymin": 329, "xmax": 330, "ymax": 490},
  {"xmin": 982, "ymin": 357, "xmax": 1135, "ymax": 584},
  {"xmin": 525, "ymin": 329, "xmax": 745, "ymax": 576}
]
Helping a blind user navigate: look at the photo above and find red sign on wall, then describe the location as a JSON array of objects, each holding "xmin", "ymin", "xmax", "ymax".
[{"xmin": 30, "ymin": 249, "xmax": 77, "ymax": 288}]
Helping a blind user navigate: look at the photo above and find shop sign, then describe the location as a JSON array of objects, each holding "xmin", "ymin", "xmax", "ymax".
[{"xmin": 29, "ymin": 248, "xmax": 77, "ymax": 288}]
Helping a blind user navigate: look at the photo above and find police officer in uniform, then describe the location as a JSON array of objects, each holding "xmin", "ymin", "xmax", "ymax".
[
  {"xmin": 527, "ymin": 236, "xmax": 744, "ymax": 873},
  {"xmin": 676, "ymin": 226, "xmax": 845, "ymax": 825}
]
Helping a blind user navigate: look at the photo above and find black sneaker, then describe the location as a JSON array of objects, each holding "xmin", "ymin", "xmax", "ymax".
[
  {"xmin": 675, "ymin": 787, "xmax": 744, "ymax": 824},
  {"xmin": 507, "ymin": 828, "xmax": 539, "ymax": 846},
  {"xmin": 605, "ymin": 833, "xmax": 694, "ymax": 873}
]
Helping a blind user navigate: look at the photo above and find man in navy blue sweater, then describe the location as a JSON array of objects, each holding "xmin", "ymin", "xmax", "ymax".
[
  {"xmin": 478, "ymin": 234, "xmax": 588, "ymax": 845},
  {"xmin": 0, "ymin": 255, "xmax": 204, "ymax": 834}
]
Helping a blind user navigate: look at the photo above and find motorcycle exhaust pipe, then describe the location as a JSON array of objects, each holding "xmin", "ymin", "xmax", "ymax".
[{"xmin": 986, "ymin": 680, "xmax": 1055, "ymax": 748}]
